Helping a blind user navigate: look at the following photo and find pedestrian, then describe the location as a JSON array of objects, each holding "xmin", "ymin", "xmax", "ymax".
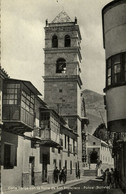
[
  {"xmin": 61, "ymin": 167, "xmax": 67, "ymax": 184},
  {"xmin": 114, "ymin": 168, "xmax": 119, "ymax": 188},
  {"xmin": 97, "ymin": 167, "xmax": 101, "ymax": 177},
  {"xmin": 107, "ymin": 169, "xmax": 111, "ymax": 186},
  {"xmin": 102, "ymin": 170, "xmax": 106, "ymax": 181},
  {"xmin": 110, "ymin": 168, "xmax": 115, "ymax": 188},
  {"xmin": 59, "ymin": 169, "xmax": 62, "ymax": 183},
  {"xmin": 78, "ymin": 169, "xmax": 80, "ymax": 179},
  {"xmin": 105, "ymin": 168, "xmax": 111, "ymax": 186},
  {"xmin": 104, "ymin": 169, "xmax": 108, "ymax": 184},
  {"xmin": 53, "ymin": 166, "xmax": 59, "ymax": 183}
]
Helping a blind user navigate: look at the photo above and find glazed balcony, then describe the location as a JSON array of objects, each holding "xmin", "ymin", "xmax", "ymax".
[
  {"xmin": 2, "ymin": 79, "xmax": 41, "ymax": 134},
  {"xmin": 39, "ymin": 109, "xmax": 61, "ymax": 148}
]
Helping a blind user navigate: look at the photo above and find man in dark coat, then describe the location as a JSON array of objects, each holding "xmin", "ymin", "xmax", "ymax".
[{"xmin": 53, "ymin": 167, "xmax": 59, "ymax": 183}]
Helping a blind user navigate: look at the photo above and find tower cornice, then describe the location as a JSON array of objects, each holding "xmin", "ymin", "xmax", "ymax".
[
  {"xmin": 43, "ymin": 75, "xmax": 82, "ymax": 88},
  {"xmin": 44, "ymin": 47, "xmax": 82, "ymax": 61},
  {"xmin": 45, "ymin": 24, "xmax": 82, "ymax": 40}
]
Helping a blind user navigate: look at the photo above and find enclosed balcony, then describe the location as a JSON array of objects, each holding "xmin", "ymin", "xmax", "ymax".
[
  {"xmin": 2, "ymin": 79, "xmax": 41, "ymax": 134},
  {"xmin": 39, "ymin": 109, "xmax": 61, "ymax": 148}
]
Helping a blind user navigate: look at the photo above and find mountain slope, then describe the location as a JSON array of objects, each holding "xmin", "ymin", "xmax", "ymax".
[{"xmin": 81, "ymin": 89, "xmax": 106, "ymax": 134}]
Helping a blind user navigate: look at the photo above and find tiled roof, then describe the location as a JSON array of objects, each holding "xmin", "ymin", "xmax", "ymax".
[{"xmin": 52, "ymin": 11, "xmax": 72, "ymax": 23}]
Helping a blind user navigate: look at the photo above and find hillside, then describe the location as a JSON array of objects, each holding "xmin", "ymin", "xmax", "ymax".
[{"xmin": 81, "ymin": 89, "xmax": 106, "ymax": 134}]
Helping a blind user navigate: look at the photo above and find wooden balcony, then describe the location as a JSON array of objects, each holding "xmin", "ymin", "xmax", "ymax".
[
  {"xmin": 3, "ymin": 105, "xmax": 34, "ymax": 135},
  {"xmin": 39, "ymin": 108, "xmax": 61, "ymax": 148},
  {"xmin": 39, "ymin": 128, "xmax": 61, "ymax": 148},
  {"xmin": 2, "ymin": 79, "xmax": 41, "ymax": 135}
]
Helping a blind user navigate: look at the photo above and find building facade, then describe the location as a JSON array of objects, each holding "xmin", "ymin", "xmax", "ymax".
[
  {"xmin": 43, "ymin": 11, "xmax": 84, "ymax": 174},
  {"xmin": 1, "ymin": 78, "xmax": 45, "ymax": 190},
  {"xmin": 102, "ymin": 0, "xmax": 126, "ymax": 191},
  {"xmin": 1, "ymin": 77, "xmax": 79, "ymax": 190},
  {"xmin": 86, "ymin": 134, "xmax": 114, "ymax": 171},
  {"xmin": 0, "ymin": 68, "xmax": 10, "ymax": 188}
]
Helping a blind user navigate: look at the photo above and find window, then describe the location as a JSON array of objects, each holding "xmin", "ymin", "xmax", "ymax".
[
  {"xmin": 65, "ymin": 160, "xmax": 67, "ymax": 171},
  {"xmin": 107, "ymin": 59, "xmax": 111, "ymax": 86},
  {"xmin": 124, "ymin": 53, "xmax": 126, "ymax": 81},
  {"xmin": 123, "ymin": 143, "xmax": 126, "ymax": 176},
  {"xmin": 113, "ymin": 55, "xmax": 121, "ymax": 84},
  {"xmin": 70, "ymin": 161, "xmax": 72, "ymax": 174},
  {"xmin": 64, "ymin": 35, "xmax": 71, "ymax": 47},
  {"xmin": 59, "ymin": 160, "xmax": 61, "ymax": 170},
  {"xmin": 56, "ymin": 58, "xmax": 66, "ymax": 74},
  {"xmin": 40, "ymin": 112, "xmax": 50, "ymax": 129},
  {"xmin": 93, "ymin": 142, "xmax": 96, "ymax": 145},
  {"xmin": 73, "ymin": 140, "xmax": 75, "ymax": 154},
  {"xmin": 4, "ymin": 144, "xmax": 16, "ymax": 169},
  {"xmin": 68, "ymin": 136, "xmax": 70, "ymax": 157},
  {"xmin": 59, "ymin": 89, "xmax": 62, "ymax": 93},
  {"xmin": 52, "ymin": 147, "xmax": 55, "ymax": 152},
  {"xmin": 21, "ymin": 90, "xmax": 34, "ymax": 114},
  {"xmin": 53, "ymin": 159, "xmax": 57, "ymax": 168},
  {"xmin": 52, "ymin": 35, "xmax": 58, "ymax": 48},
  {"xmin": 58, "ymin": 148, "xmax": 60, "ymax": 154},
  {"xmin": 3, "ymin": 83, "xmax": 20, "ymax": 105},
  {"xmin": 60, "ymin": 138, "xmax": 63, "ymax": 146},
  {"xmin": 65, "ymin": 135, "xmax": 67, "ymax": 149},
  {"xmin": 106, "ymin": 52, "xmax": 126, "ymax": 87}
]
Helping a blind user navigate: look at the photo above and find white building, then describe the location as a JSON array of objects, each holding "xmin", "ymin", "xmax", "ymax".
[{"xmin": 86, "ymin": 134, "xmax": 114, "ymax": 171}]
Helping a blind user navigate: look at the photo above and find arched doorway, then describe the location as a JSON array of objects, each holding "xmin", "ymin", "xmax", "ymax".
[{"xmin": 90, "ymin": 149, "xmax": 98, "ymax": 163}]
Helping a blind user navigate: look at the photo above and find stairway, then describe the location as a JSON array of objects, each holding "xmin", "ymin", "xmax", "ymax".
[{"xmin": 84, "ymin": 169, "xmax": 97, "ymax": 176}]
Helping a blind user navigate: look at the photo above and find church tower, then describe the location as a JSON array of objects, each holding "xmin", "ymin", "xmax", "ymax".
[{"xmin": 43, "ymin": 11, "xmax": 83, "ymax": 165}]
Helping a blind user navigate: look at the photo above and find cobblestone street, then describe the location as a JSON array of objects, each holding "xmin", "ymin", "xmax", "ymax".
[
  {"xmin": 3, "ymin": 176, "xmax": 124, "ymax": 194},
  {"xmin": 53, "ymin": 178, "xmax": 124, "ymax": 194}
]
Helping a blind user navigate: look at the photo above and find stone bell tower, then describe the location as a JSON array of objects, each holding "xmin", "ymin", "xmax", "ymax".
[{"xmin": 43, "ymin": 11, "xmax": 83, "ymax": 164}]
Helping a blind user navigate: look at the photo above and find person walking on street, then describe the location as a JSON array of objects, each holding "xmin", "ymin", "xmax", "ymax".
[
  {"xmin": 59, "ymin": 169, "xmax": 62, "ymax": 183},
  {"xmin": 78, "ymin": 169, "xmax": 80, "ymax": 179},
  {"xmin": 53, "ymin": 167, "xmax": 59, "ymax": 183},
  {"xmin": 107, "ymin": 169, "xmax": 111, "ymax": 186},
  {"xmin": 114, "ymin": 168, "xmax": 119, "ymax": 188},
  {"xmin": 105, "ymin": 168, "xmax": 111, "ymax": 186},
  {"xmin": 110, "ymin": 168, "xmax": 115, "ymax": 188},
  {"xmin": 61, "ymin": 167, "xmax": 67, "ymax": 184},
  {"xmin": 102, "ymin": 170, "xmax": 106, "ymax": 182}
]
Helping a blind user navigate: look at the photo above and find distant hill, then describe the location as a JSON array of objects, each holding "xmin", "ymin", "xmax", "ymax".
[{"xmin": 81, "ymin": 89, "xmax": 106, "ymax": 134}]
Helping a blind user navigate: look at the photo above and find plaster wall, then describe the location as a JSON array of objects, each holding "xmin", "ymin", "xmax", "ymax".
[
  {"xmin": 106, "ymin": 86, "xmax": 126, "ymax": 122},
  {"xmin": 103, "ymin": 3, "xmax": 126, "ymax": 58}
]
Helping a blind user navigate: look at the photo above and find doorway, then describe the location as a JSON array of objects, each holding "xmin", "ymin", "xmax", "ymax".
[
  {"xmin": 29, "ymin": 156, "xmax": 35, "ymax": 185},
  {"xmin": 90, "ymin": 150, "xmax": 98, "ymax": 163},
  {"xmin": 42, "ymin": 154, "xmax": 48, "ymax": 182}
]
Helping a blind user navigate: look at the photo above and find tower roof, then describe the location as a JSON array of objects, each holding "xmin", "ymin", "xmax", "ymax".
[{"xmin": 52, "ymin": 11, "xmax": 72, "ymax": 23}]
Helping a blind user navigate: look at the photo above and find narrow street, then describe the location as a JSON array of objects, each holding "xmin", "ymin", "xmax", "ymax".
[{"xmin": 36, "ymin": 177, "xmax": 124, "ymax": 194}]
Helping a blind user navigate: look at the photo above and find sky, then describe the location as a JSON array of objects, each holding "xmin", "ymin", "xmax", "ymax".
[{"xmin": 1, "ymin": 0, "xmax": 112, "ymax": 96}]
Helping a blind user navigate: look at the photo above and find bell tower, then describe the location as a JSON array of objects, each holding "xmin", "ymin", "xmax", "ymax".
[{"xmin": 43, "ymin": 11, "xmax": 83, "ymax": 164}]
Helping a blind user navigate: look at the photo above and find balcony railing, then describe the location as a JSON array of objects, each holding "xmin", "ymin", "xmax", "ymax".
[
  {"xmin": 39, "ymin": 128, "xmax": 60, "ymax": 148},
  {"xmin": 3, "ymin": 105, "xmax": 34, "ymax": 134},
  {"xmin": 40, "ymin": 128, "xmax": 50, "ymax": 139}
]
